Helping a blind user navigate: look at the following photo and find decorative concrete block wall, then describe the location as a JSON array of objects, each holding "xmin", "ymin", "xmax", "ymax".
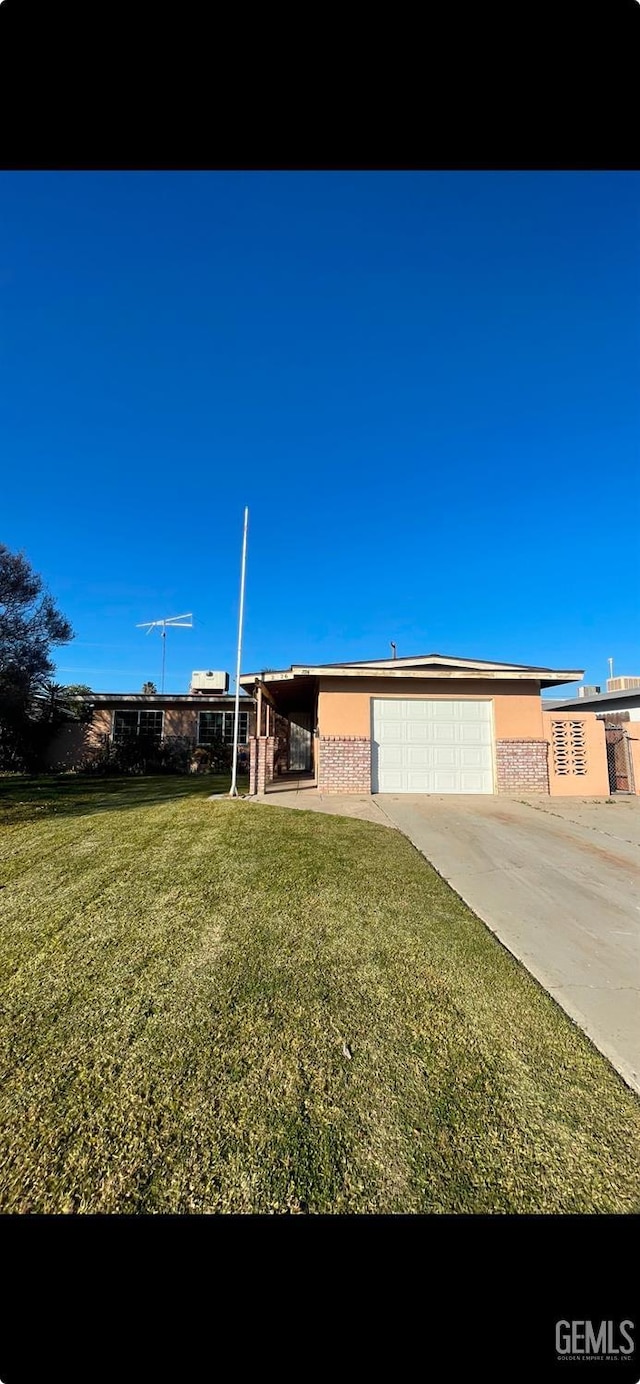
[
  {"xmin": 496, "ymin": 739, "xmax": 549, "ymax": 794},
  {"xmin": 249, "ymin": 736, "xmax": 276, "ymax": 795},
  {"xmin": 318, "ymin": 736, "xmax": 371, "ymax": 793},
  {"xmin": 542, "ymin": 710, "xmax": 611, "ymax": 797}
]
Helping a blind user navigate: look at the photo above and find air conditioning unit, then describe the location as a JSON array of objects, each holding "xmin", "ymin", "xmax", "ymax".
[
  {"xmin": 578, "ymin": 685, "xmax": 601, "ymax": 698},
  {"xmin": 190, "ymin": 670, "xmax": 229, "ymax": 693},
  {"xmin": 606, "ymin": 676, "xmax": 640, "ymax": 693}
]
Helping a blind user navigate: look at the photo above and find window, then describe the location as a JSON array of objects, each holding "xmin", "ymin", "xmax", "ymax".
[
  {"xmin": 113, "ymin": 709, "xmax": 164, "ymax": 743},
  {"xmin": 551, "ymin": 720, "xmax": 587, "ymax": 776},
  {"xmin": 198, "ymin": 710, "xmax": 249, "ymax": 746}
]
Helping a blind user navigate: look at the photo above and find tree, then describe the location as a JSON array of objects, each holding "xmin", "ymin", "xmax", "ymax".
[
  {"xmin": 22, "ymin": 682, "xmax": 95, "ymax": 773},
  {"xmin": 141, "ymin": 681, "xmax": 157, "ymax": 694},
  {"xmin": 63, "ymin": 683, "xmax": 95, "ymax": 716},
  {"xmin": 36, "ymin": 681, "xmax": 94, "ymax": 727},
  {"xmin": 0, "ymin": 545, "xmax": 75, "ymax": 768}
]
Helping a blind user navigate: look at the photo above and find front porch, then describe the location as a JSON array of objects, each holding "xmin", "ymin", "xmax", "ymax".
[
  {"xmin": 247, "ymin": 775, "xmax": 391, "ymax": 825},
  {"xmin": 265, "ymin": 770, "xmax": 316, "ymax": 794},
  {"xmin": 246, "ymin": 673, "xmax": 319, "ymax": 796}
]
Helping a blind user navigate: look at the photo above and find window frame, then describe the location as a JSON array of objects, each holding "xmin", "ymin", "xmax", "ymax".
[
  {"xmin": 197, "ymin": 708, "xmax": 249, "ymax": 747},
  {"xmin": 112, "ymin": 708, "xmax": 164, "ymax": 743}
]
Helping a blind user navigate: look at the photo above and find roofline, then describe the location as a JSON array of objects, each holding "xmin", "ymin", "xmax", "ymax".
[
  {"xmin": 313, "ymin": 651, "xmax": 558, "ymax": 671},
  {"xmin": 69, "ymin": 692, "xmax": 254, "ymax": 704},
  {"xmin": 544, "ymin": 688, "xmax": 640, "ymax": 710},
  {"xmin": 240, "ymin": 663, "xmax": 584, "ymax": 690}
]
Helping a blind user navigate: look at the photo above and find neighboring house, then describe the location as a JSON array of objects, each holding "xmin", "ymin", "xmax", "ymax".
[
  {"xmin": 544, "ymin": 685, "xmax": 640, "ymax": 721},
  {"xmin": 544, "ymin": 682, "xmax": 640, "ymax": 795},
  {"xmin": 240, "ymin": 651, "xmax": 627, "ymax": 797},
  {"xmin": 44, "ymin": 680, "xmax": 256, "ymax": 770}
]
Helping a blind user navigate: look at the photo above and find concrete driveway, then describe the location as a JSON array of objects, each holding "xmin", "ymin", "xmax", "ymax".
[{"xmin": 376, "ymin": 795, "xmax": 640, "ymax": 1094}]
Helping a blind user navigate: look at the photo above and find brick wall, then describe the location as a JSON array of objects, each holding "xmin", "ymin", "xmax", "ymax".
[
  {"xmin": 317, "ymin": 736, "xmax": 371, "ymax": 793},
  {"xmin": 248, "ymin": 736, "xmax": 276, "ymax": 795},
  {"xmin": 249, "ymin": 737, "xmax": 257, "ymax": 795},
  {"xmin": 261, "ymin": 736, "xmax": 275, "ymax": 791},
  {"xmin": 496, "ymin": 739, "xmax": 549, "ymax": 794}
]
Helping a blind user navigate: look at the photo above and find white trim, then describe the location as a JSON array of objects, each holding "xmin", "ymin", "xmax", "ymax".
[
  {"xmin": 245, "ymin": 666, "xmax": 582, "ymax": 686},
  {"xmin": 297, "ymin": 655, "xmax": 536, "ymax": 672},
  {"xmin": 324, "ymin": 666, "xmax": 582, "ymax": 680}
]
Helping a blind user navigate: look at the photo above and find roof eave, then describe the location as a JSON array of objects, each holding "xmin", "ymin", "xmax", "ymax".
[
  {"xmin": 241, "ymin": 667, "xmax": 583, "ymax": 688},
  {"xmin": 82, "ymin": 692, "xmax": 254, "ymax": 703},
  {"xmin": 539, "ymin": 673, "xmax": 584, "ymax": 689}
]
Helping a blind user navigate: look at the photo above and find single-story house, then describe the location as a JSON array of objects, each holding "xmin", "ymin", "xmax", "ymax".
[
  {"xmin": 545, "ymin": 685, "xmax": 640, "ymax": 721},
  {"xmin": 239, "ymin": 651, "xmax": 633, "ymax": 797},
  {"xmin": 44, "ymin": 687, "xmax": 256, "ymax": 770}
]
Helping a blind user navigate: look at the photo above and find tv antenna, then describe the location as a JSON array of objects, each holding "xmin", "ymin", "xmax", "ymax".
[{"xmin": 136, "ymin": 613, "xmax": 193, "ymax": 693}]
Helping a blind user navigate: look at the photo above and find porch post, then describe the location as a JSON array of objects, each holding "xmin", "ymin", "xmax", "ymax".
[
  {"xmin": 251, "ymin": 734, "xmax": 276, "ymax": 794},
  {"xmin": 248, "ymin": 737, "xmax": 258, "ymax": 795}
]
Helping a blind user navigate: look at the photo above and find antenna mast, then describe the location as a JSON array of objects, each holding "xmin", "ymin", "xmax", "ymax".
[{"xmin": 136, "ymin": 614, "xmax": 193, "ymax": 693}]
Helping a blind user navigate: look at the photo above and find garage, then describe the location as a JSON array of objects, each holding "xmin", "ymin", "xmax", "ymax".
[{"xmin": 372, "ymin": 698, "xmax": 494, "ymax": 794}]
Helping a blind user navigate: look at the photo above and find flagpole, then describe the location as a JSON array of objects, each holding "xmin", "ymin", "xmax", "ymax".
[{"xmin": 229, "ymin": 506, "xmax": 249, "ymax": 796}]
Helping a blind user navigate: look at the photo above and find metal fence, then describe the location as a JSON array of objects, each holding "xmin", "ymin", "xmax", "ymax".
[{"xmin": 602, "ymin": 722, "xmax": 635, "ymax": 794}]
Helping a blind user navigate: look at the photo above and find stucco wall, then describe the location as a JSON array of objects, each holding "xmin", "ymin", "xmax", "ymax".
[
  {"xmin": 318, "ymin": 677, "xmax": 545, "ymax": 740},
  {"xmin": 163, "ymin": 708, "xmax": 198, "ymax": 739},
  {"xmin": 90, "ymin": 709, "xmax": 112, "ymax": 744},
  {"xmin": 542, "ymin": 709, "xmax": 609, "ymax": 796},
  {"xmin": 43, "ymin": 709, "xmax": 111, "ymax": 768}
]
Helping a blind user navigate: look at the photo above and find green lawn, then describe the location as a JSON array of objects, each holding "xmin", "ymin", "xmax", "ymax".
[{"xmin": 0, "ymin": 774, "xmax": 639, "ymax": 1214}]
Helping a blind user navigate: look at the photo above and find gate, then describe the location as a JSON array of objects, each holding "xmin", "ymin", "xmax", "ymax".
[
  {"xmin": 604, "ymin": 722, "xmax": 635, "ymax": 794},
  {"xmin": 288, "ymin": 711, "xmax": 312, "ymax": 772}
]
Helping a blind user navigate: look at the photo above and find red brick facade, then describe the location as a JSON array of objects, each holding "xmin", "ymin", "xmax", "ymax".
[
  {"xmin": 317, "ymin": 736, "xmax": 371, "ymax": 793},
  {"xmin": 249, "ymin": 736, "xmax": 276, "ymax": 795},
  {"xmin": 496, "ymin": 739, "xmax": 549, "ymax": 794}
]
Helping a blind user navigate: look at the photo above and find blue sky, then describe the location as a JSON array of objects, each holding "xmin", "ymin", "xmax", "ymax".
[{"xmin": 1, "ymin": 172, "xmax": 638, "ymax": 697}]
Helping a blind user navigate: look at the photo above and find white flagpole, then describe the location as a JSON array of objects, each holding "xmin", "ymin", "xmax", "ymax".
[{"xmin": 229, "ymin": 506, "xmax": 249, "ymax": 796}]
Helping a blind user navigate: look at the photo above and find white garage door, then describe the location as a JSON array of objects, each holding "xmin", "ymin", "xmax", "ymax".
[{"xmin": 372, "ymin": 699, "xmax": 494, "ymax": 794}]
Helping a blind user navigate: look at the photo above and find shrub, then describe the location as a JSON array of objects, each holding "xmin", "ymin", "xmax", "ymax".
[
  {"xmin": 157, "ymin": 736, "xmax": 193, "ymax": 774},
  {"xmin": 81, "ymin": 733, "xmax": 159, "ymax": 777},
  {"xmin": 202, "ymin": 735, "xmax": 233, "ymax": 775},
  {"xmin": 80, "ymin": 732, "xmax": 239, "ymax": 779}
]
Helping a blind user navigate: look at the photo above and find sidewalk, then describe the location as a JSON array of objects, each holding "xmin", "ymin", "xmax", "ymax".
[{"xmin": 246, "ymin": 782, "xmax": 394, "ymax": 826}]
